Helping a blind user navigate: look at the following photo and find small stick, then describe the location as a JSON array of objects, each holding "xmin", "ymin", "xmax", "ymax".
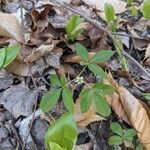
[{"xmin": 51, "ymin": 0, "xmax": 150, "ymax": 79}]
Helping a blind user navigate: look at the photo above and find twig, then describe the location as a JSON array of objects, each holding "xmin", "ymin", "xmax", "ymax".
[{"xmin": 51, "ymin": 0, "xmax": 150, "ymax": 79}]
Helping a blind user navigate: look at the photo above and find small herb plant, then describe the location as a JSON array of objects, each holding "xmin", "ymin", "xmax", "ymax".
[
  {"xmin": 104, "ymin": 3, "xmax": 128, "ymax": 71},
  {"xmin": 40, "ymin": 43, "xmax": 115, "ymax": 149},
  {"xmin": 141, "ymin": 0, "xmax": 150, "ymax": 20},
  {"xmin": 0, "ymin": 45, "xmax": 20, "ymax": 68},
  {"xmin": 109, "ymin": 122, "xmax": 136, "ymax": 146},
  {"xmin": 66, "ymin": 15, "xmax": 84, "ymax": 42},
  {"xmin": 45, "ymin": 113, "xmax": 78, "ymax": 150}
]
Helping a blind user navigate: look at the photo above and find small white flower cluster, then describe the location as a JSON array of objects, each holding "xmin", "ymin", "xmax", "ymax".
[{"xmin": 75, "ymin": 76, "xmax": 84, "ymax": 84}]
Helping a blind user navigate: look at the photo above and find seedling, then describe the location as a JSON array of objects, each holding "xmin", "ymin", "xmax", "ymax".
[
  {"xmin": 104, "ymin": 3, "xmax": 128, "ymax": 71},
  {"xmin": 66, "ymin": 15, "xmax": 84, "ymax": 42},
  {"xmin": 109, "ymin": 122, "xmax": 136, "ymax": 146},
  {"xmin": 142, "ymin": 92, "xmax": 150, "ymax": 101},
  {"xmin": 45, "ymin": 113, "xmax": 78, "ymax": 150},
  {"xmin": 40, "ymin": 43, "xmax": 115, "ymax": 149},
  {"xmin": 141, "ymin": 0, "xmax": 150, "ymax": 20},
  {"xmin": 0, "ymin": 45, "xmax": 20, "ymax": 68}
]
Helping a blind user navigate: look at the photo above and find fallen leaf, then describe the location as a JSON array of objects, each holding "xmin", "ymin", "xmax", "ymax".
[
  {"xmin": 108, "ymin": 73, "xmax": 150, "ymax": 150},
  {"xmin": 74, "ymin": 98, "xmax": 104, "ymax": 127},
  {"xmin": 0, "ymin": 84, "xmax": 38, "ymax": 118},
  {"xmin": 45, "ymin": 47, "xmax": 63, "ymax": 69},
  {"xmin": 144, "ymin": 43, "xmax": 150, "ymax": 65},
  {"xmin": 0, "ymin": 12, "xmax": 22, "ymax": 42},
  {"xmin": 26, "ymin": 41, "xmax": 59, "ymax": 62},
  {"xmin": 82, "ymin": 0, "xmax": 127, "ymax": 14},
  {"xmin": 0, "ymin": 69, "xmax": 13, "ymax": 90}
]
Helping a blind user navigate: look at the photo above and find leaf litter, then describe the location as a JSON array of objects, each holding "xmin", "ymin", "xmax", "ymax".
[{"xmin": 0, "ymin": 0, "xmax": 150, "ymax": 149}]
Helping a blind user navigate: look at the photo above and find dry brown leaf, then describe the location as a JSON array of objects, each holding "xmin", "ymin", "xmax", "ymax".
[
  {"xmin": 144, "ymin": 43, "xmax": 150, "ymax": 65},
  {"xmin": 26, "ymin": 41, "xmax": 58, "ymax": 62},
  {"xmin": 82, "ymin": 0, "xmax": 127, "ymax": 14},
  {"xmin": 108, "ymin": 73, "xmax": 150, "ymax": 150},
  {"xmin": 0, "ymin": 12, "xmax": 22, "ymax": 41},
  {"xmin": 74, "ymin": 98, "xmax": 104, "ymax": 127}
]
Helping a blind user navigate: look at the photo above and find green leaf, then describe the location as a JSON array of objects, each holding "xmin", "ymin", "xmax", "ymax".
[
  {"xmin": 93, "ymin": 92, "xmax": 111, "ymax": 117},
  {"xmin": 48, "ymin": 142, "xmax": 66, "ymax": 150},
  {"xmin": 60, "ymin": 76, "xmax": 67, "ymax": 86},
  {"xmin": 0, "ymin": 45, "xmax": 20, "ymax": 68},
  {"xmin": 141, "ymin": 0, "xmax": 150, "ymax": 19},
  {"xmin": 136, "ymin": 143, "xmax": 144, "ymax": 150},
  {"xmin": 40, "ymin": 89, "xmax": 61, "ymax": 112},
  {"xmin": 0, "ymin": 47, "xmax": 6, "ymax": 68},
  {"xmin": 123, "ymin": 129, "xmax": 136, "ymax": 142},
  {"xmin": 45, "ymin": 113, "xmax": 78, "ymax": 150},
  {"xmin": 66, "ymin": 15, "xmax": 84, "ymax": 41},
  {"xmin": 109, "ymin": 135, "xmax": 123, "ymax": 145},
  {"xmin": 80, "ymin": 88, "xmax": 92, "ymax": 112},
  {"xmin": 91, "ymin": 50, "xmax": 114, "ymax": 63},
  {"xmin": 131, "ymin": 6, "xmax": 138, "ymax": 16},
  {"xmin": 50, "ymin": 74, "xmax": 61, "ymax": 87},
  {"xmin": 104, "ymin": 3, "xmax": 115, "ymax": 23},
  {"xmin": 62, "ymin": 87, "xmax": 74, "ymax": 113},
  {"xmin": 75, "ymin": 43, "xmax": 89, "ymax": 61},
  {"xmin": 127, "ymin": 0, "xmax": 133, "ymax": 5},
  {"xmin": 92, "ymin": 83, "xmax": 115, "ymax": 95},
  {"xmin": 142, "ymin": 92, "xmax": 150, "ymax": 101},
  {"xmin": 110, "ymin": 122, "xmax": 123, "ymax": 137},
  {"xmin": 88, "ymin": 63, "xmax": 107, "ymax": 79}
]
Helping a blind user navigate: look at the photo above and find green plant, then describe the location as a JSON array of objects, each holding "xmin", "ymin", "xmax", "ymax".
[
  {"xmin": 40, "ymin": 74, "xmax": 74, "ymax": 113},
  {"xmin": 142, "ymin": 92, "xmax": 150, "ymax": 101},
  {"xmin": 45, "ymin": 113, "xmax": 78, "ymax": 150},
  {"xmin": 127, "ymin": 0, "xmax": 133, "ymax": 5},
  {"xmin": 109, "ymin": 122, "xmax": 136, "ymax": 146},
  {"xmin": 66, "ymin": 15, "xmax": 84, "ymax": 42},
  {"xmin": 104, "ymin": 3, "xmax": 128, "ymax": 71},
  {"xmin": 40, "ymin": 43, "xmax": 115, "ymax": 149},
  {"xmin": 0, "ymin": 45, "xmax": 20, "ymax": 68},
  {"xmin": 141, "ymin": 0, "xmax": 150, "ymax": 19},
  {"xmin": 75, "ymin": 43, "xmax": 115, "ymax": 117}
]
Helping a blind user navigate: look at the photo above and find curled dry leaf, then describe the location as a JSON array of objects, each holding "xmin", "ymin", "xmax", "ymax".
[
  {"xmin": 82, "ymin": 0, "xmax": 126, "ymax": 14},
  {"xmin": 0, "ymin": 12, "xmax": 22, "ymax": 42},
  {"xmin": 107, "ymin": 73, "xmax": 150, "ymax": 149},
  {"xmin": 74, "ymin": 98, "xmax": 104, "ymax": 127},
  {"xmin": 26, "ymin": 40, "xmax": 59, "ymax": 62}
]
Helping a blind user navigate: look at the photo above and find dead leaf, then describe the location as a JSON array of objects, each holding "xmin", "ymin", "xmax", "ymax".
[
  {"xmin": 0, "ymin": 84, "xmax": 38, "ymax": 118},
  {"xmin": 144, "ymin": 43, "xmax": 150, "ymax": 65},
  {"xmin": 108, "ymin": 73, "xmax": 150, "ymax": 150},
  {"xmin": 74, "ymin": 98, "xmax": 104, "ymax": 127},
  {"xmin": 0, "ymin": 69, "xmax": 13, "ymax": 90},
  {"xmin": 26, "ymin": 41, "xmax": 58, "ymax": 62},
  {"xmin": 82, "ymin": 0, "xmax": 127, "ymax": 14},
  {"xmin": 0, "ymin": 12, "xmax": 22, "ymax": 41},
  {"xmin": 45, "ymin": 47, "xmax": 63, "ymax": 69}
]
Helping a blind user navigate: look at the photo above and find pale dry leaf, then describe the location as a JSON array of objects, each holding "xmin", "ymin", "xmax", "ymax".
[
  {"xmin": 26, "ymin": 41, "xmax": 58, "ymax": 62},
  {"xmin": 82, "ymin": 0, "xmax": 127, "ymax": 14},
  {"xmin": 0, "ymin": 12, "xmax": 22, "ymax": 41},
  {"xmin": 144, "ymin": 43, "xmax": 150, "ymax": 65},
  {"xmin": 108, "ymin": 73, "xmax": 150, "ymax": 150},
  {"xmin": 119, "ymin": 87, "xmax": 150, "ymax": 149},
  {"xmin": 74, "ymin": 98, "xmax": 104, "ymax": 127}
]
